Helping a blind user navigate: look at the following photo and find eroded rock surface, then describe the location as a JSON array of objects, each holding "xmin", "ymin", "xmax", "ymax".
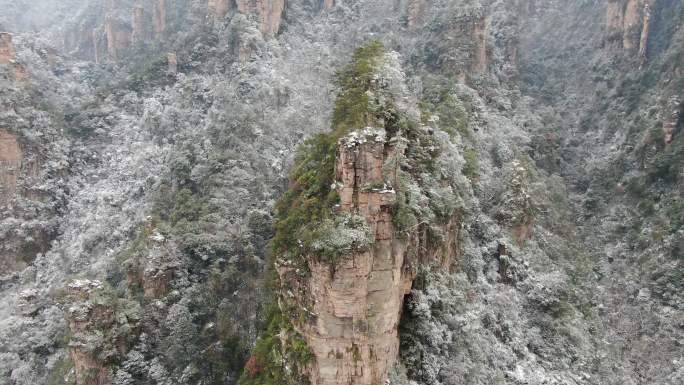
[
  {"xmin": 278, "ymin": 128, "xmax": 458, "ymax": 385},
  {"xmin": 236, "ymin": 0, "xmax": 285, "ymax": 37},
  {"xmin": 407, "ymin": 0, "xmax": 429, "ymax": 30},
  {"xmin": 0, "ymin": 32, "xmax": 15, "ymax": 64},
  {"xmin": 209, "ymin": 0, "xmax": 234, "ymax": 18},
  {"xmin": 0, "ymin": 129, "xmax": 21, "ymax": 207}
]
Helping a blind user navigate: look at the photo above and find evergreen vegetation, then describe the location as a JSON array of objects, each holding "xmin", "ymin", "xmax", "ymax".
[{"xmin": 271, "ymin": 40, "xmax": 389, "ymax": 268}]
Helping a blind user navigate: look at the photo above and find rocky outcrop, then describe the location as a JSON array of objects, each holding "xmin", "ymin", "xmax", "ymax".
[
  {"xmin": 104, "ymin": 16, "xmax": 131, "ymax": 60},
  {"xmin": 63, "ymin": 280, "xmax": 115, "ymax": 385},
  {"xmin": 0, "ymin": 32, "xmax": 15, "ymax": 64},
  {"xmin": 622, "ymin": 0, "xmax": 642, "ymax": 50},
  {"xmin": 637, "ymin": 2, "xmax": 652, "ymax": 67},
  {"xmin": 131, "ymin": 6, "xmax": 145, "ymax": 43},
  {"xmin": 63, "ymin": 279, "xmax": 140, "ymax": 385},
  {"xmin": 209, "ymin": 0, "xmax": 234, "ymax": 18},
  {"xmin": 277, "ymin": 128, "xmax": 458, "ymax": 385},
  {"xmin": 471, "ymin": 15, "xmax": 489, "ymax": 73},
  {"xmin": 606, "ymin": 0, "xmax": 625, "ymax": 35},
  {"xmin": 167, "ymin": 52, "xmax": 178, "ymax": 74},
  {"xmin": 236, "ymin": 0, "xmax": 285, "ymax": 37},
  {"xmin": 407, "ymin": 0, "xmax": 429, "ymax": 30},
  {"xmin": 0, "ymin": 129, "xmax": 21, "ymax": 208},
  {"xmin": 663, "ymin": 97, "xmax": 680, "ymax": 145},
  {"xmin": 321, "ymin": 0, "xmax": 335, "ymax": 10},
  {"xmin": 605, "ymin": 0, "xmax": 654, "ymax": 57},
  {"xmin": 154, "ymin": 0, "xmax": 167, "ymax": 38}
]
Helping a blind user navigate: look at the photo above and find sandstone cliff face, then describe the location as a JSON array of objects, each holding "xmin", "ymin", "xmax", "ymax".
[
  {"xmin": 0, "ymin": 130, "xmax": 24, "ymax": 274},
  {"xmin": 63, "ymin": 279, "xmax": 140, "ymax": 385},
  {"xmin": 167, "ymin": 52, "xmax": 178, "ymax": 74},
  {"xmin": 64, "ymin": 280, "xmax": 115, "ymax": 385},
  {"xmin": 322, "ymin": 0, "xmax": 335, "ymax": 10},
  {"xmin": 0, "ymin": 32, "xmax": 15, "ymax": 64},
  {"xmin": 605, "ymin": 0, "xmax": 654, "ymax": 57},
  {"xmin": 471, "ymin": 14, "xmax": 489, "ymax": 74},
  {"xmin": 154, "ymin": 0, "xmax": 167, "ymax": 38},
  {"xmin": 622, "ymin": 0, "xmax": 642, "ymax": 50},
  {"xmin": 0, "ymin": 129, "xmax": 21, "ymax": 208},
  {"xmin": 637, "ymin": 1, "xmax": 652, "ymax": 66},
  {"xmin": 663, "ymin": 96, "xmax": 680, "ymax": 145},
  {"xmin": 277, "ymin": 128, "xmax": 458, "ymax": 385},
  {"xmin": 209, "ymin": 0, "xmax": 234, "ymax": 18},
  {"xmin": 407, "ymin": 0, "xmax": 429, "ymax": 30},
  {"xmin": 131, "ymin": 6, "xmax": 145, "ymax": 43},
  {"xmin": 104, "ymin": 16, "xmax": 131, "ymax": 60},
  {"xmin": 236, "ymin": 0, "xmax": 285, "ymax": 37}
]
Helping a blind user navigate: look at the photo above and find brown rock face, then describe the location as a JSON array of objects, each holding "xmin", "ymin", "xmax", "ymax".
[
  {"xmin": 606, "ymin": 0, "xmax": 625, "ymax": 31},
  {"xmin": 637, "ymin": 3, "xmax": 652, "ymax": 66},
  {"xmin": 131, "ymin": 6, "xmax": 145, "ymax": 43},
  {"xmin": 64, "ymin": 280, "xmax": 114, "ymax": 385},
  {"xmin": 663, "ymin": 97, "xmax": 681, "ymax": 145},
  {"xmin": 154, "ymin": 0, "xmax": 167, "ymax": 38},
  {"xmin": 321, "ymin": 0, "xmax": 335, "ymax": 10},
  {"xmin": 605, "ymin": 0, "xmax": 653, "ymax": 55},
  {"xmin": 622, "ymin": 0, "xmax": 641, "ymax": 50},
  {"xmin": 0, "ymin": 32, "xmax": 15, "ymax": 64},
  {"xmin": 167, "ymin": 52, "xmax": 178, "ymax": 74},
  {"xmin": 236, "ymin": 0, "xmax": 285, "ymax": 37},
  {"xmin": 0, "ymin": 130, "xmax": 21, "ymax": 208},
  {"xmin": 278, "ymin": 129, "xmax": 458, "ymax": 385},
  {"xmin": 407, "ymin": 0, "xmax": 429, "ymax": 30},
  {"xmin": 471, "ymin": 15, "xmax": 489, "ymax": 73},
  {"xmin": 209, "ymin": 0, "xmax": 233, "ymax": 18},
  {"xmin": 105, "ymin": 16, "xmax": 132, "ymax": 60}
]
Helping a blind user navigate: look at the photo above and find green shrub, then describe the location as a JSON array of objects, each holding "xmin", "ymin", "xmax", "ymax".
[
  {"xmin": 272, "ymin": 41, "xmax": 390, "ymax": 266},
  {"xmin": 462, "ymin": 149, "xmax": 479, "ymax": 179},
  {"xmin": 236, "ymin": 303, "xmax": 312, "ymax": 385},
  {"xmin": 48, "ymin": 357, "xmax": 75, "ymax": 385},
  {"xmin": 331, "ymin": 40, "xmax": 387, "ymax": 135}
]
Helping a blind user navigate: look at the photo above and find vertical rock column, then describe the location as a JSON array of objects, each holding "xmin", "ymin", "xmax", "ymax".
[
  {"xmin": 663, "ymin": 97, "xmax": 681, "ymax": 145},
  {"xmin": 322, "ymin": 0, "xmax": 335, "ymax": 10},
  {"xmin": 279, "ymin": 129, "xmax": 413, "ymax": 385},
  {"xmin": 131, "ymin": 6, "xmax": 145, "ymax": 43},
  {"xmin": 0, "ymin": 32, "xmax": 15, "ymax": 64},
  {"xmin": 638, "ymin": 2, "xmax": 652, "ymax": 67},
  {"xmin": 167, "ymin": 52, "xmax": 178, "ymax": 74},
  {"xmin": 236, "ymin": 0, "xmax": 285, "ymax": 37},
  {"xmin": 471, "ymin": 14, "xmax": 489, "ymax": 74},
  {"xmin": 64, "ymin": 280, "xmax": 114, "ymax": 385},
  {"xmin": 622, "ymin": 0, "xmax": 642, "ymax": 50},
  {"xmin": 0, "ymin": 130, "xmax": 21, "ymax": 208},
  {"xmin": 209, "ymin": 0, "xmax": 233, "ymax": 18},
  {"xmin": 154, "ymin": 0, "xmax": 167, "ymax": 38},
  {"xmin": 407, "ymin": 0, "xmax": 429, "ymax": 30}
]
